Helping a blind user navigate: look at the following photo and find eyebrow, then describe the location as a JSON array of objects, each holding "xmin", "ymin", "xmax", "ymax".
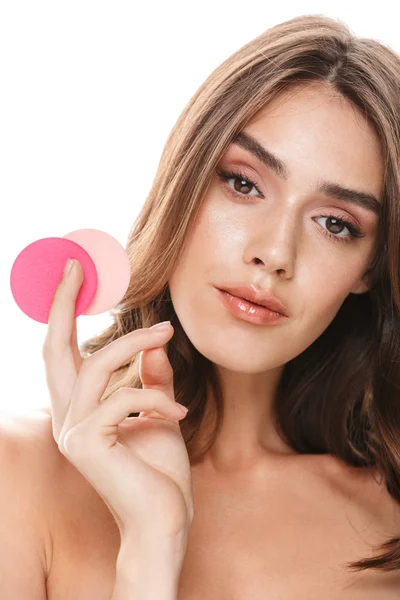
[{"xmin": 231, "ymin": 131, "xmax": 382, "ymax": 217}]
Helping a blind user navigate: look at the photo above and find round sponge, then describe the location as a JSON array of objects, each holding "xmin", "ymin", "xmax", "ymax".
[
  {"xmin": 63, "ymin": 228, "xmax": 131, "ymax": 315},
  {"xmin": 10, "ymin": 229, "xmax": 131, "ymax": 324}
]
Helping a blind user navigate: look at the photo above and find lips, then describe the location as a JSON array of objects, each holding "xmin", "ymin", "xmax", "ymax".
[{"xmin": 217, "ymin": 285, "xmax": 288, "ymax": 316}]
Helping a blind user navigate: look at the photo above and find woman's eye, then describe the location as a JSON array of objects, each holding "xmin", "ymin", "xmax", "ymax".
[{"xmin": 216, "ymin": 168, "xmax": 263, "ymax": 198}]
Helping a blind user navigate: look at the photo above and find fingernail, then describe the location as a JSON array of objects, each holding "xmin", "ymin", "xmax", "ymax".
[
  {"xmin": 176, "ymin": 403, "xmax": 188, "ymax": 415},
  {"xmin": 63, "ymin": 259, "xmax": 75, "ymax": 279},
  {"xmin": 150, "ymin": 321, "xmax": 171, "ymax": 330}
]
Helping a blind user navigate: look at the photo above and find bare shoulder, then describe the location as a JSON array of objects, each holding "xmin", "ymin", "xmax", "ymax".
[
  {"xmin": 0, "ymin": 406, "xmax": 121, "ymax": 597},
  {"xmin": 0, "ymin": 405, "xmax": 107, "ymax": 504},
  {"xmin": 322, "ymin": 453, "xmax": 400, "ymax": 532},
  {"xmin": 0, "ymin": 405, "xmax": 53, "ymax": 440},
  {"xmin": 0, "ymin": 406, "xmax": 62, "ymax": 479},
  {"xmin": 0, "ymin": 405, "xmax": 57, "ymax": 468},
  {"xmin": 0, "ymin": 406, "xmax": 61, "ymax": 586}
]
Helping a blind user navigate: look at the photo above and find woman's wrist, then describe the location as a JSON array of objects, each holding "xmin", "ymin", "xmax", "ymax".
[
  {"xmin": 119, "ymin": 526, "xmax": 190, "ymax": 561},
  {"xmin": 113, "ymin": 531, "xmax": 189, "ymax": 600}
]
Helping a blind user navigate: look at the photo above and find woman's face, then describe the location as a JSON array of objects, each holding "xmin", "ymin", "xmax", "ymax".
[{"xmin": 168, "ymin": 83, "xmax": 384, "ymax": 375}]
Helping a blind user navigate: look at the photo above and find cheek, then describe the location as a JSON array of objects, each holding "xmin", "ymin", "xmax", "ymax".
[
  {"xmin": 195, "ymin": 188, "xmax": 248, "ymax": 251},
  {"xmin": 168, "ymin": 210, "xmax": 213, "ymax": 321},
  {"xmin": 298, "ymin": 267, "xmax": 355, "ymax": 349},
  {"xmin": 207, "ymin": 203, "xmax": 249, "ymax": 253},
  {"xmin": 301, "ymin": 270, "xmax": 350, "ymax": 321},
  {"xmin": 168, "ymin": 205, "xmax": 234, "ymax": 350},
  {"xmin": 170, "ymin": 199, "xmax": 233, "ymax": 286}
]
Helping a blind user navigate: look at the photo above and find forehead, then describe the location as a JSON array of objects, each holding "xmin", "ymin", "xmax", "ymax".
[{"xmin": 239, "ymin": 83, "xmax": 385, "ymax": 202}]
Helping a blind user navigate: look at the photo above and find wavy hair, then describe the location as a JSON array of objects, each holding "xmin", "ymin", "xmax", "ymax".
[{"xmin": 79, "ymin": 14, "xmax": 400, "ymax": 572}]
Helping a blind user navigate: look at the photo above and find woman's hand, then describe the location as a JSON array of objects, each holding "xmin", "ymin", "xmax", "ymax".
[{"xmin": 42, "ymin": 259, "xmax": 194, "ymax": 542}]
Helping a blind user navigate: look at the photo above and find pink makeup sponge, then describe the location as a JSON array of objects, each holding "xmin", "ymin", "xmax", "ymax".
[
  {"xmin": 10, "ymin": 228, "xmax": 131, "ymax": 324},
  {"xmin": 63, "ymin": 228, "xmax": 131, "ymax": 316}
]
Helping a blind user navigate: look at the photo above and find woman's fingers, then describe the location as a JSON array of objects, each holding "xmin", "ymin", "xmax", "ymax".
[
  {"xmin": 44, "ymin": 260, "xmax": 84, "ymax": 355},
  {"xmin": 60, "ymin": 387, "xmax": 186, "ymax": 456},
  {"xmin": 138, "ymin": 341, "xmax": 176, "ymax": 418},
  {"xmin": 71, "ymin": 318, "xmax": 84, "ymax": 372},
  {"xmin": 43, "ymin": 260, "xmax": 85, "ymax": 439},
  {"xmin": 62, "ymin": 325, "xmax": 175, "ymax": 431}
]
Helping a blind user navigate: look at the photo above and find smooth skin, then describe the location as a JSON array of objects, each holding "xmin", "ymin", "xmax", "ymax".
[
  {"xmin": 168, "ymin": 82, "xmax": 384, "ymax": 472},
  {"xmin": 42, "ymin": 258, "xmax": 194, "ymax": 542}
]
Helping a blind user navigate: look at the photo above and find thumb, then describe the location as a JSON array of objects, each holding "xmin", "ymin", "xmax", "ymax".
[{"xmin": 138, "ymin": 326, "xmax": 178, "ymax": 418}]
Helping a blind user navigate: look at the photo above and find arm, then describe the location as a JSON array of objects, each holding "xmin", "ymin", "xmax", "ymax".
[{"xmin": 111, "ymin": 531, "xmax": 189, "ymax": 600}]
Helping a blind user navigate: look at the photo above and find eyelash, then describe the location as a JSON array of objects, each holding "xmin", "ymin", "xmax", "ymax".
[{"xmin": 216, "ymin": 168, "xmax": 365, "ymax": 245}]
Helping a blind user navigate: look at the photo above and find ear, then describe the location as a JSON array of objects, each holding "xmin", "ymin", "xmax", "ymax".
[
  {"xmin": 351, "ymin": 239, "xmax": 386, "ymax": 295},
  {"xmin": 350, "ymin": 271, "xmax": 374, "ymax": 295}
]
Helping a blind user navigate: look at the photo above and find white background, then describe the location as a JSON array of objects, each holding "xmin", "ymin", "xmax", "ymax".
[{"xmin": 2, "ymin": 1, "xmax": 399, "ymax": 415}]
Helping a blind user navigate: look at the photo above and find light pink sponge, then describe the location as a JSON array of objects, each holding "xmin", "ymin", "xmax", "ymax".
[{"xmin": 10, "ymin": 228, "xmax": 131, "ymax": 324}]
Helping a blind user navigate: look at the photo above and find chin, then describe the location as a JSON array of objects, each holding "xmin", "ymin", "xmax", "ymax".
[{"xmin": 179, "ymin": 321, "xmax": 283, "ymax": 373}]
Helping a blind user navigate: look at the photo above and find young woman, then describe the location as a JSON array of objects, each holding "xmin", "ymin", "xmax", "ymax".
[{"xmin": 2, "ymin": 13, "xmax": 400, "ymax": 600}]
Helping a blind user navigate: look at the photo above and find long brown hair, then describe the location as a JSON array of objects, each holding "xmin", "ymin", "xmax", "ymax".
[{"xmin": 79, "ymin": 14, "xmax": 400, "ymax": 572}]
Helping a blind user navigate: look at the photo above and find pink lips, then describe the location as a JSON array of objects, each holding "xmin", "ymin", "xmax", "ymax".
[
  {"xmin": 218, "ymin": 285, "xmax": 288, "ymax": 316},
  {"xmin": 216, "ymin": 288, "xmax": 287, "ymax": 326}
]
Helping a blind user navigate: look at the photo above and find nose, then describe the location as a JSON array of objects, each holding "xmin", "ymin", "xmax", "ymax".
[{"xmin": 244, "ymin": 211, "xmax": 297, "ymax": 278}]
